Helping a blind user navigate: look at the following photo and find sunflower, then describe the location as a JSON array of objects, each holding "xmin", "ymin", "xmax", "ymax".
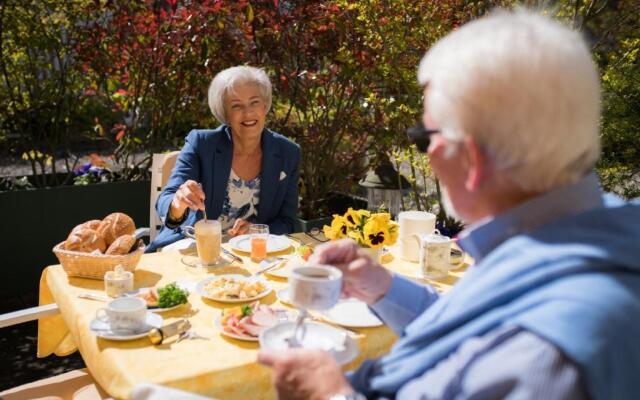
[
  {"xmin": 323, "ymin": 214, "xmax": 348, "ymax": 240},
  {"xmin": 343, "ymin": 208, "xmax": 370, "ymax": 229}
]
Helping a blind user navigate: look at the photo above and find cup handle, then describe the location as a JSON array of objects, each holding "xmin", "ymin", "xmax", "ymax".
[
  {"xmin": 183, "ymin": 226, "xmax": 196, "ymax": 240},
  {"xmin": 96, "ymin": 308, "xmax": 109, "ymax": 323}
]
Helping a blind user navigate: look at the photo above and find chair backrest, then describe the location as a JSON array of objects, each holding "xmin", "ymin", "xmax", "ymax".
[{"xmin": 149, "ymin": 151, "xmax": 180, "ymax": 241}]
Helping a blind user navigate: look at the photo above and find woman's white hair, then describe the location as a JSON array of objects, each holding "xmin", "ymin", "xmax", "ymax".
[
  {"xmin": 208, "ymin": 65, "xmax": 272, "ymax": 124},
  {"xmin": 418, "ymin": 9, "xmax": 601, "ymax": 192}
]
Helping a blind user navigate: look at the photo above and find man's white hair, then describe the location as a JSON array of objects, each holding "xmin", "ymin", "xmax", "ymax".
[
  {"xmin": 418, "ymin": 10, "xmax": 601, "ymax": 192},
  {"xmin": 208, "ymin": 65, "xmax": 272, "ymax": 124}
]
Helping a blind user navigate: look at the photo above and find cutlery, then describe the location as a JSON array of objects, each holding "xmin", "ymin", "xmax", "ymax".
[
  {"xmin": 285, "ymin": 233, "xmax": 305, "ymax": 245},
  {"xmin": 221, "ymin": 247, "xmax": 244, "ymax": 264},
  {"xmin": 252, "ymin": 257, "xmax": 286, "ymax": 277},
  {"xmin": 78, "ymin": 293, "xmax": 111, "ymax": 302},
  {"xmin": 309, "ymin": 315, "xmax": 362, "ymax": 337}
]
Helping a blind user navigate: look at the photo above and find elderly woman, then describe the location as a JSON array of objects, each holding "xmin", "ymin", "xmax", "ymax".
[{"xmin": 147, "ymin": 66, "xmax": 300, "ymax": 252}]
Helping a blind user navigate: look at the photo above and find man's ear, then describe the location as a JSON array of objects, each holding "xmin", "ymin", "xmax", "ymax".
[{"xmin": 464, "ymin": 137, "xmax": 487, "ymax": 192}]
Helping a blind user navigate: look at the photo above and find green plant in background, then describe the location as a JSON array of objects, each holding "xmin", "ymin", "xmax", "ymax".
[
  {"xmin": 0, "ymin": 0, "xmax": 637, "ymax": 209},
  {"xmin": 0, "ymin": 0, "xmax": 105, "ymax": 187}
]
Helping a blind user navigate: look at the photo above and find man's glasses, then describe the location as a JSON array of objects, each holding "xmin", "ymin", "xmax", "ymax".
[{"xmin": 406, "ymin": 122, "xmax": 440, "ymax": 153}]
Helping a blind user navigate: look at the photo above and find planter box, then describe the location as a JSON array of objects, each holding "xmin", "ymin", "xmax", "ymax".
[
  {"xmin": 296, "ymin": 192, "xmax": 367, "ymax": 233},
  {"xmin": 0, "ymin": 181, "xmax": 150, "ymax": 302},
  {"xmin": 295, "ymin": 216, "xmax": 333, "ymax": 233}
]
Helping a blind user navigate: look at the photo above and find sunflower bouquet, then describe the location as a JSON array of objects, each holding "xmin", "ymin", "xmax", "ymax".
[{"xmin": 323, "ymin": 208, "xmax": 399, "ymax": 249}]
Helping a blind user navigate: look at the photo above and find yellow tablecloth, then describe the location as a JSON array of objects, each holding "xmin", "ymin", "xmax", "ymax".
[{"xmin": 37, "ymin": 235, "xmax": 469, "ymax": 399}]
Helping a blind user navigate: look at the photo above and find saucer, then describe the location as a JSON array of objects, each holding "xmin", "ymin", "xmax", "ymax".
[
  {"xmin": 319, "ymin": 298, "xmax": 383, "ymax": 328},
  {"xmin": 259, "ymin": 321, "xmax": 359, "ymax": 365},
  {"xmin": 181, "ymin": 254, "xmax": 231, "ymax": 269},
  {"xmin": 89, "ymin": 312, "xmax": 162, "ymax": 341}
]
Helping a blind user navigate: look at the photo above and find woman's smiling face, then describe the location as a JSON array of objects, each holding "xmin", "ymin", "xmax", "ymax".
[{"xmin": 224, "ymin": 82, "xmax": 267, "ymax": 141}]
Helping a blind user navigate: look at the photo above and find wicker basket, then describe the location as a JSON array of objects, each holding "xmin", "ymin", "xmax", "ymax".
[{"xmin": 52, "ymin": 241, "xmax": 144, "ymax": 280}]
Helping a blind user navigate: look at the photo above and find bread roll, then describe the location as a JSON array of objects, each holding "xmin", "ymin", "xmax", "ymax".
[
  {"xmin": 98, "ymin": 213, "xmax": 136, "ymax": 246},
  {"xmin": 99, "ymin": 213, "xmax": 135, "ymax": 246},
  {"xmin": 70, "ymin": 219, "xmax": 102, "ymax": 235},
  {"xmin": 65, "ymin": 228, "xmax": 106, "ymax": 253},
  {"xmin": 105, "ymin": 234, "xmax": 136, "ymax": 255}
]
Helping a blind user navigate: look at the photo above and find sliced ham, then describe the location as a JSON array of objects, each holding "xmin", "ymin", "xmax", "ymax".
[
  {"xmin": 251, "ymin": 307, "xmax": 279, "ymax": 327},
  {"xmin": 238, "ymin": 317, "xmax": 265, "ymax": 337}
]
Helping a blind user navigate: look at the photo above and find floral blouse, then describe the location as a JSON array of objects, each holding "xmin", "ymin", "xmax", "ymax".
[{"xmin": 218, "ymin": 169, "xmax": 260, "ymax": 232}]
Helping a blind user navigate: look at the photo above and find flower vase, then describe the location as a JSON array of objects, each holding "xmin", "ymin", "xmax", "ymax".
[{"xmin": 359, "ymin": 246, "xmax": 382, "ymax": 263}]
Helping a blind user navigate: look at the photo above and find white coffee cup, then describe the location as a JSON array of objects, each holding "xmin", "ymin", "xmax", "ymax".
[
  {"xmin": 289, "ymin": 265, "xmax": 342, "ymax": 310},
  {"xmin": 399, "ymin": 211, "xmax": 436, "ymax": 262},
  {"xmin": 96, "ymin": 297, "xmax": 147, "ymax": 331},
  {"xmin": 413, "ymin": 229, "xmax": 453, "ymax": 280}
]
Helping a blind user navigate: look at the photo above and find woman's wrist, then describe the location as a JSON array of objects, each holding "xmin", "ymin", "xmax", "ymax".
[{"xmin": 168, "ymin": 203, "xmax": 186, "ymax": 222}]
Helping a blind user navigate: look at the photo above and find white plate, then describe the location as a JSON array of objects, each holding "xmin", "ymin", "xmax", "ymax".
[
  {"xmin": 228, "ymin": 234, "xmax": 291, "ymax": 253},
  {"xmin": 276, "ymin": 288, "xmax": 292, "ymax": 305},
  {"xmin": 259, "ymin": 321, "xmax": 359, "ymax": 365},
  {"xmin": 319, "ymin": 298, "xmax": 383, "ymax": 328},
  {"xmin": 214, "ymin": 309, "xmax": 297, "ymax": 342},
  {"xmin": 126, "ymin": 288, "xmax": 188, "ymax": 313},
  {"xmin": 90, "ymin": 312, "xmax": 162, "ymax": 341},
  {"xmin": 196, "ymin": 274, "xmax": 272, "ymax": 303}
]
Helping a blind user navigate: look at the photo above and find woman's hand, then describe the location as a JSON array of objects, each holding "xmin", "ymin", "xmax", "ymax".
[
  {"xmin": 169, "ymin": 180, "xmax": 205, "ymax": 219},
  {"xmin": 228, "ymin": 219, "xmax": 251, "ymax": 237},
  {"xmin": 310, "ymin": 239, "xmax": 393, "ymax": 305}
]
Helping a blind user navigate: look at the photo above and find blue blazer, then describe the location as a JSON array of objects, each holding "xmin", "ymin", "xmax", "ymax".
[{"xmin": 147, "ymin": 126, "xmax": 300, "ymax": 252}]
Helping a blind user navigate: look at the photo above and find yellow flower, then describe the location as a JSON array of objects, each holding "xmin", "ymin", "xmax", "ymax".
[
  {"xmin": 362, "ymin": 215, "xmax": 391, "ymax": 249},
  {"xmin": 323, "ymin": 214, "xmax": 348, "ymax": 240},
  {"xmin": 347, "ymin": 229, "xmax": 365, "ymax": 245},
  {"xmin": 343, "ymin": 208, "xmax": 370, "ymax": 228},
  {"xmin": 388, "ymin": 220, "xmax": 399, "ymax": 245}
]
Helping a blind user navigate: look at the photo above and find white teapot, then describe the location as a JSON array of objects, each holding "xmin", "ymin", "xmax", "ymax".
[{"xmin": 413, "ymin": 230, "xmax": 453, "ymax": 280}]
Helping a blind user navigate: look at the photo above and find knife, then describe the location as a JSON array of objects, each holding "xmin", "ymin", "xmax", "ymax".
[
  {"xmin": 252, "ymin": 257, "xmax": 286, "ymax": 277},
  {"xmin": 221, "ymin": 247, "xmax": 244, "ymax": 264}
]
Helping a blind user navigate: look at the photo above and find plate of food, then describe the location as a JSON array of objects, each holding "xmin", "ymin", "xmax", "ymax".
[
  {"xmin": 196, "ymin": 275, "xmax": 272, "ymax": 303},
  {"xmin": 264, "ymin": 245, "xmax": 312, "ymax": 279},
  {"xmin": 131, "ymin": 282, "xmax": 190, "ymax": 313},
  {"xmin": 216, "ymin": 301, "xmax": 296, "ymax": 341},
  {"xmin": 228, "ymin": 234, "xmax": 291, "ymax": 254}
]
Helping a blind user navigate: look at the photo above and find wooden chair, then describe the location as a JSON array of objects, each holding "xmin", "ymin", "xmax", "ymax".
[{"xmin": 148, "ymin": 151, "xmax": 180, "ymax": 242}]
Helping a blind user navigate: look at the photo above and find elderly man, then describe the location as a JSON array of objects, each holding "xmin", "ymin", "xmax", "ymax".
[{"xmin": 258, "ymin": 10, "xmax": 640, "ymax": 400}]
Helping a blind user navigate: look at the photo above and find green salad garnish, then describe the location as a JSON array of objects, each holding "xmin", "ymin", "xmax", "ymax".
[
  {"xmin": 241, "ymin": 304, "xmax": 253, "ymax": 317},
  {"xmin": 157, "ymin": 282, "xmax": 189, "ymax": 308}
]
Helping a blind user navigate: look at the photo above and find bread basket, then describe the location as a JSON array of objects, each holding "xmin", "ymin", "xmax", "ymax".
[{"xmin": 52, "ymin": 241, "xmax": 144, "ymax": 280}]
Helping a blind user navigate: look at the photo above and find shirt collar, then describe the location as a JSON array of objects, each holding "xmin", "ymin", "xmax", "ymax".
[{"xmin": 458, "ymin": 173, "xmax": 604, "ymax": 263}]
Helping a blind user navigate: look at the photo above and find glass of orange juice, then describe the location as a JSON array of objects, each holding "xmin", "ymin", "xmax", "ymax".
[{"xmin": 249, "ymin": 224, "xmax": 269, "ymax": 263}]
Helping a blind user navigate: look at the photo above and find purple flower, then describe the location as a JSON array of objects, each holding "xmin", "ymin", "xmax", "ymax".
[
  {"xmin": 74, "ymin": 162, "xmax": 92, "ymax": 176},
  {"xmin": 89, "ymin": 165, "xmax": 104, "ymax": 177}
]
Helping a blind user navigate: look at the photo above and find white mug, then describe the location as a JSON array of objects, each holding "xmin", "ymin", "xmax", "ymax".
[
  {"xmin": 289, "ymin": 265, "xmax": 342, "ymax": 311},
  {"xmin": 96, "ymin": 297, "xmax": 147, "ymax": 331},
  {"xmin": 413, "ymin": 229, "xmax": 453, "ymax": 280},
  {"xmin": 399, "ymin": 211, "xmax": 436, "ymax": 262}
]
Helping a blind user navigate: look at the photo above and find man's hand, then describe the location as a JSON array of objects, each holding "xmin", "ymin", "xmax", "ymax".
[
  {"xmin": 258, "ymin": 348, "xmax": 353, "ymax": 400},
  {"xmin": 228, "ymin": 219, "xmax": 251, "ymax": 237},
  {"xmin": 310, "ymin": 239, "xmax": 393, "ymax": 304},
  {"xmin": 170, "ymin": 180, "xmax": 205, "ymax": 219}
]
